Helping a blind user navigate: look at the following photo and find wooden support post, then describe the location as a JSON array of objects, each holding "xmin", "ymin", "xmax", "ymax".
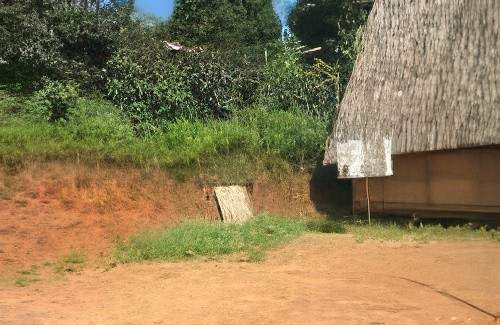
[{"xmin": 365, "ymin": 177, "xmax": 371, "ymax": 225}]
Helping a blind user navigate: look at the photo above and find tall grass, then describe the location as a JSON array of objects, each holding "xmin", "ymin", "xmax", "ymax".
[{"xmin": 0, "ymin": 93, "xmax": 329, "ymax": 181}]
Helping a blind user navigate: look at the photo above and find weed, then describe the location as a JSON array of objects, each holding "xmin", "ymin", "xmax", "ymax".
[
  {"xmin": 16, "ymin": 265, "xmax": 39, "ymax": 276},
  {"xmin": 52, "ymin": 251, "xmax": 86, "ymax": 276},
  {"xmin": 17, "ymin": 270, "xmax": 32, "ymax": 276},
  {"xmin": 62, "ymin": 251, "xmax": 86, "ymax": 264},
  {"xmin": 0, "ymin": 186, "xmax": 14, "ymax": 201},
  {"xmin": 1, "ymin": 156, "xmax": 25, "ymax": 176},
  {"xmin": 15, "ymin": 277, "xmax": 29, "ymax": 287},
  {"xmin": 246, "ymin": 249, "xmax": 266, "ymax": 263},
  {"xmin": 306, "ymin": 220, "xmax": 346, "ymax": 234},
  {"xmin": 14, "ymin": 266, "xmax": 40, "ymax": 287}
]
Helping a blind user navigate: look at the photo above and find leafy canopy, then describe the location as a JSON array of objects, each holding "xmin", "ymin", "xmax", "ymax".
[{"xmin": 167, "ymin": 0, "xmax": 280, "ymax": 48}]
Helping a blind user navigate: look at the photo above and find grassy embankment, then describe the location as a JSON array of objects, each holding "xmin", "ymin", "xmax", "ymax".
[{"xmin": 0, "ymin": 89, "xmax": 328, "ymax": 183}]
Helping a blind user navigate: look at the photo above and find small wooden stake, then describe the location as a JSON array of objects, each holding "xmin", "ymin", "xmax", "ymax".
[{"xmin": 365, "ymin": 177, "xmax": 371, "ymax": 225}]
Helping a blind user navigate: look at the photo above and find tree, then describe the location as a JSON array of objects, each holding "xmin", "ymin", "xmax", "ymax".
[
  {"xmin": 0, "ymin": 2, "xmax": 62, "ymax": 82},
  {"xmin": 290, "ymin": 0, "xmax": 371, "ymax": 99},
  {"xmin": 0, "ymin": 0, "xmax": 135, "ymax": 87},
  {"xmin": 167, "ymin": 0, "xmax": 280, "ymax": 48},
  {"xmin": 290, "ymin": 0, "xmax": 371, "ymax": 62}
]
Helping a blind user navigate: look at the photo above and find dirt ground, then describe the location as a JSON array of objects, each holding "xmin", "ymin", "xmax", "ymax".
[{"xmin": 1, "ymin": 235, "xmax": 499, "ymax": 325}]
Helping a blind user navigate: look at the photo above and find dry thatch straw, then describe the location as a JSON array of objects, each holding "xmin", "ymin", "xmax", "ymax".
[{"xmin": 324, "ymin": 0, "xmax": 500, "ymax": 176}]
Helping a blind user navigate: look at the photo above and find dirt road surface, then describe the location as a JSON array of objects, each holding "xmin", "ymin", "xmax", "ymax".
[{"xmin": 1, "ymin": 235, "xmax": 499, "ymax": 324}]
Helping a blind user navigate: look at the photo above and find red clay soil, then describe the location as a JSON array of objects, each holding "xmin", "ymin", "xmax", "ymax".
[
  {"xmin": 0, "ymin": 161, "xmax": 336, "ymax": 272},
  {"xmin": 1, "ymin": 235, "xmax": 499, "ymax": 324}
]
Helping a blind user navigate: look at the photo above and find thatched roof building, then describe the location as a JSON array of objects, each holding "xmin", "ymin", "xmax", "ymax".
[{"xmin": 324, "ymin": 0, "xmax": 500, "ymax": 178}]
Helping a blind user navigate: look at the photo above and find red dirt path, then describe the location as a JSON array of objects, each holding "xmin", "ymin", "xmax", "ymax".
[{"xmin": 1, "ymin": 235, "xmax": 499, "ymax": 324}]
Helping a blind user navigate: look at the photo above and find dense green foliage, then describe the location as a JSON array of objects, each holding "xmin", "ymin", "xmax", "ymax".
[
  {"xmin": 106, "ymin": 50, "xmax": 199, "ymax": 132},
  {"xmin": 0, "ymin": 2, "xmax": 62, "ymax": 80},
  {"xmin": 105, "ymin": 42, "xmax": 339, "ymax": 130},
  {"xmin": 0, "ymin": 1, "xmax": 134, "ymax": 87},
  {"xmin": 290, "ymin": 0, "xmax": 370, "ymax": 97},
  {"xmin": 0, "ymin": 0, "xmax": 369, "ymax": 178},
  {"xmin": 26, "ymin": 80, "xmax": 79, "ymax": 122},
  {"xmin": 167, "ymin": 0, "xmax": 280, "ymax": 48},
  {"xmin": 291, "ymin": 0, "xmax": 370, "ymax": 63},
  {"xmin": 258, "ymin": 44, "xmax": 338, "ymax": 117}
]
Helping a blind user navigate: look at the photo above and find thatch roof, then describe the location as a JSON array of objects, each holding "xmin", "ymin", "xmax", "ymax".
[{"xmin": 324, "ymin": 0, "xmax": 500, "ymax": 177}]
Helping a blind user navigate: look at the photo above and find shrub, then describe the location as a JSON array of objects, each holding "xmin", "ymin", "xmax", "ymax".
[
  {"xmin": 106, "ymin": 50, "xmax": 199, "ymax": 133},
  {"xmin": 26, "ymin": 80, "xmax": 79, "ymax": 122},
  {"xmin": 258, "ymin": 44, "xmax": 338, "ymax": 119},
  {"xmin": 178, "ymin": 47, "xmax": 264, "ymax": 118}
]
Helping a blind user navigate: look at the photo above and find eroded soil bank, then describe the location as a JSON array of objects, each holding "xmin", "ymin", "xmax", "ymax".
[{"xmin": 0, "ymin": 161, "xmax": 349, "ymax": 271}]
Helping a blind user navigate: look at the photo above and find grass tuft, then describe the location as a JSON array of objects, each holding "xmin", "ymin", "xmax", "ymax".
[
  {"xmin": 53, "ymin": 251, "xmax": 87, "ymax": 275},
  {"xmin": 62, "ymin": 251, "xmax": 86, "ymax": 265},
  {"xmin": 306, "ymin": 219, "xmax": 346, "ymax": 234}
]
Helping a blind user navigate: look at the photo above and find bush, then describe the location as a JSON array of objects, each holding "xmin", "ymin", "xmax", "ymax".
[
  {"xmin": 0, "ymin": 2, "xmax": 135, "ymax": 88},
  {"xmin": 26, "ymin": 80, "xmax": 79, "ymax": 122},
  {"xmin": 106, "ymin": 44, "xmax": 267, "ymax": 128},
  {"xmin": 178, "ymin": 47, "xmax": 264, "ymax": 118},
  {"xmin": 258, "ymin": 44, "xmax": 338, "ymax": 119},
  {"xmin": 106, "ymin": 50, "xmax": 199, "ymax": 133}
]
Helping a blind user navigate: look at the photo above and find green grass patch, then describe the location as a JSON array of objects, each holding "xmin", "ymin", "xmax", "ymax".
[
  {"xmin": 14, "ymin": 277, "xmax": 30, "ymax": 287},
  {"xmin": 306, "ymin": 219, "xmax": 346, "ymax": 234},
  {"xmin": 0, "ymin": 92, "xmax": 328, "ymax": 182},
  {"xmin": 114, "ymin": 216, "xmax": 499, "ymax": 264},
  {"xmin": 346, "ymin": 221, "xmax": 500, "ymax": 243},
  {"xmin": 14, "ymin": 276, "xmax": 40, "ymax": 287},
  {"xmin": 114, "ymin": 215, "xmax": 316, "ymax": 263}
]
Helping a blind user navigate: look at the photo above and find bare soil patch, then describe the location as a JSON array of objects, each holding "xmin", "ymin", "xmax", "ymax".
[{"xmin": 1, "ymin": 235, "xmax": 499, "ymax": 324}]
